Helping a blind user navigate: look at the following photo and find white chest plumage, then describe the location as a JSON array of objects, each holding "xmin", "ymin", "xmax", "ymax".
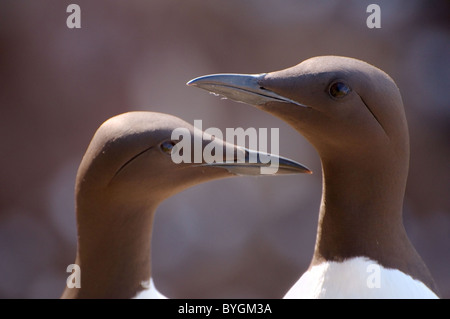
[
  {"xmin": 133, "ymin": 278, "xmax": 168, "ymax": 299},
  {"xmin": 283, "ymin": 257, "xmax": 438, "ymax": 299}
]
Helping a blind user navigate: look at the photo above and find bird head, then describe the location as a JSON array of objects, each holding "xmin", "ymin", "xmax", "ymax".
[
  {"xmin": 75, "ymin": 111, "xmax": 309, "ymax": 209},
  {"xmin": 188, "ymin": 56, "xmax": 409, "ymax": 166}
]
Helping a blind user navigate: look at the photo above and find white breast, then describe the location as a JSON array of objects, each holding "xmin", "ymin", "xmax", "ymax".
[
  {"xmin": 133, "ymin": 278, "xmax": 168, "ymax": 299},
  {"xmin": 283, "ymin": 257, "xmax": 438, "ymax": 299}
]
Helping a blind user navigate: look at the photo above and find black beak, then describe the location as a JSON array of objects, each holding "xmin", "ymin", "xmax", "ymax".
[
  {"xmin": 187, "ymin": 73, "xmax": 307, "ymax": 107},
  {"xmin": 203, "ymin": 146, "xmax": 311, "ymax": 175}
]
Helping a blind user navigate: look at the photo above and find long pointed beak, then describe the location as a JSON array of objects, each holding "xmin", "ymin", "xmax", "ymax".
[
  {"xmin": 187, "ymin": 73, "xmax": 306, "ymax": 107},
  {"xmin": 187, "ymin": 73, "xmax": 311, "ymax": 175},
  {"xmin": 203, "ymin": 146, "xmax": 311, "ymax": 175}
]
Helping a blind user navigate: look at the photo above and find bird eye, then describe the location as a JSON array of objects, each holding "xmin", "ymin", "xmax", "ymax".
[
  {"xmin": 160, "ymin": 141, "xmax": 176, "ymax": 155},
  {"xmin": 329, "ymin": 81, "xmax": 351, "ymax": 99}
]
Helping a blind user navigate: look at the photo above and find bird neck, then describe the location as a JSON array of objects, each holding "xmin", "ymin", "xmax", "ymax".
[
  {"xmin": 62, "ymin": 193, "xmax": 159, "ymax": 299},
  {"xmin": 313, "ymin": 155, "xmax": 407, "ymax": 264},
  {"xmin": 310, "ymin": 152, "xmax": 439, "ymax": 294}
]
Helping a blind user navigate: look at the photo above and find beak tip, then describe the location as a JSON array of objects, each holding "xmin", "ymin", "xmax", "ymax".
[
  {"xmin": 186, "ymin": 76, "xmax": 205, "ymax": 87},
  {"xmin": 295, "ymin": 168, "xmax": 313, "ymax": 175}
]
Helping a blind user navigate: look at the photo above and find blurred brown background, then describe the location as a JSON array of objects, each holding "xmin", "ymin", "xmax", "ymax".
[{"xmin": 0, "ymin": 0, "xmax": 449, "ymax": 298}]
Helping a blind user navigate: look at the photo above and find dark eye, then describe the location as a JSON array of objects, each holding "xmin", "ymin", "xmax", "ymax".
[
  {"xmin": 160, "ymin": 141, "xmax": 176, "ymax": 154},
  {"xmin": 329, "ymin": 81, "xmax": 351, "ymax": 99}
]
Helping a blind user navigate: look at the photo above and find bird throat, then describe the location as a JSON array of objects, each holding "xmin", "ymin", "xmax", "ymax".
[
  {"xmin": 308, "ymin": 155, "xmax": 438, "ymax": 295},
  {"xmin": 67, "ymin": 195, "xmax": 158, "ymax": 298},
  {"xmin": 311, "ymin": 155, "xmax": 407, "ymax": 266}
]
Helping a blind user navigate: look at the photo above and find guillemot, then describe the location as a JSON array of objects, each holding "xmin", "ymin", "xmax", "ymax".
[
  {"xmin": 61, "ymin": 111, "xmax": 309, "ymax": 298},
  {"xmin": 188, "ymin": 56, "xmax": 440, "ymax": 298}
]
